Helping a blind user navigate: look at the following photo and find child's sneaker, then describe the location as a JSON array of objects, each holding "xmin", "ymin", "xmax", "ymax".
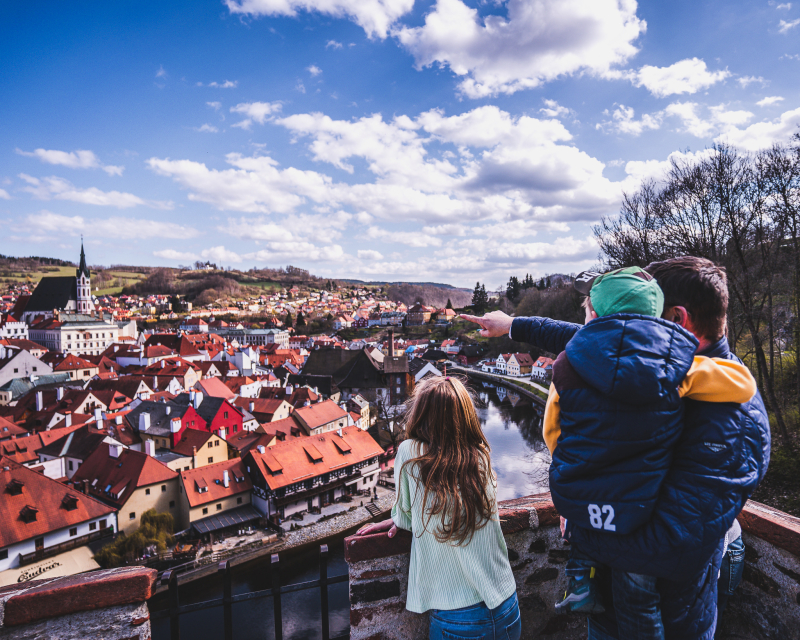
[{"xmin": 555, "ymin": 575, "xmax": 605, "ymax": 614}]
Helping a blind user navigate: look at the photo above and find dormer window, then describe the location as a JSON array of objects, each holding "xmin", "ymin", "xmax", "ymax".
[
  {"xmin": 6, "ymin": 479, "xmax": 23, "ymax": 495},
  {"xmin": 20, "ymin": 505, "xmax": 38, "ymax": 522},
  {"xmin": 62, "ymin": 494, "xmax": 79, "ymax": 511}
]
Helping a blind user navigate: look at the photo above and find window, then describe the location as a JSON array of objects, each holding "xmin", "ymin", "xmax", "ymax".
[
  {"xmin": 363, "ymin": 478, "xmax": 368, "ymax": 485},
  {"xmin": 208, "ymin": 442, "xmax": 213, "ymax": 449},
  {"xmin": 396, "ymin": 387, "xmax": 401, "ymax": 394},
  {"xmin": 216, "ymin": 503, "xmax": 222, "ymax": 511},
  {"xmin": 161, "ymin": 484, "xmax": 167, "ymax": 492},
  {"xmin": 208, "ymin": 457, "xmax": 213, "ymax": 464},
  {"xmin": 237, "ymin": 497, "xmax": 243, "ymax": 505},
  {"xmin": 68, "ymin": 460, "xmax": 74, "ymax": 471},
  {"xmin": 89, "ymin": 522, "xmax": 97, "ymax": 531},
  {"xmin": 224, "ymin": 411, "xmax": 229, "ymax": 419},
  {"xmin": 13, "ymin": 368, "xmax": 17, "ymax": 373},
  {"xmin": 100, "ymin": 519, "xmax": 107, "ymax": 529},
  {"xmin": 145, "ymin": 488, "xmax": 151, "ymax": 495},
  {"xmin": 184, "ymin": 466, "xmax": 190, "ymax": 471},
  {"xmin": 169, "ymin": 500, "xmax": 175, "ymax": 508},
  {"xmin": 215, "ymin": 440, "xmax": 220, "ymax": 447},
  {"xmin": 202, "ymin": 507, "xmax": 208, "ymax": 515},
  {"xmin": 32, "ymin": 366, "xmax": 37, "ymax": 372},
  {"xmin": 0, "ymin": 549, "xmax": 7, "ymax": 561},
  {"xmin": 129, "ymin": 512, "xmax": 136, "ymax": 520}
]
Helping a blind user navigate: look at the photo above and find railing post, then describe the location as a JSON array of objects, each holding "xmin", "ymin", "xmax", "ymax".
[
  {"xmin": 219, "ymin": 560, "xmax": 233, "ymax": 640},
  {"xmin": 271, "ymin": 553, "xmax": 282, "ymax": 640},
  {"xmin": 162, "ymin": 569, "xmax": 180, "ymax": 640},
  {"xmin": 320, "ymin": 544, "xmax": 330, "ymax": 640}
]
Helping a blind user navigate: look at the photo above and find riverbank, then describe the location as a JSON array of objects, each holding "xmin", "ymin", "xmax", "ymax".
[{"xmin": 451, "ymin": 365, "xmax": 548, "ymax": 404}]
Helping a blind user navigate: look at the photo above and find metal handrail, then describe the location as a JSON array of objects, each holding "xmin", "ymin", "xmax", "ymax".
[{"xmin": 151, "ymin": 544, "xmax": 349, "ymax": 640}]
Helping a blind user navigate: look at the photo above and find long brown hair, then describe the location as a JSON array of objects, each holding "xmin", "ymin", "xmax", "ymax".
[{"xmin": 399, "ymin": 375, "xmax": 494, "ymax": 546}]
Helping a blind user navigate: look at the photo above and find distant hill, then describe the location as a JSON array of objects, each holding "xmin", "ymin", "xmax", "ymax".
[{"xmin": 338, "ymin": 279, "xmax": 468, "ymax": 291}]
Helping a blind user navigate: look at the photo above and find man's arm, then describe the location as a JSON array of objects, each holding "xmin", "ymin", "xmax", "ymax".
[{"xmin": 460, "ymin": 312, "xmax": 581, "ymax": 355}]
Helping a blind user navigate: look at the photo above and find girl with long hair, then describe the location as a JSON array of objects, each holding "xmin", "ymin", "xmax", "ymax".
[{"xmin": 358, "ymin": 376, "xmax": 520, "ymax": 640}]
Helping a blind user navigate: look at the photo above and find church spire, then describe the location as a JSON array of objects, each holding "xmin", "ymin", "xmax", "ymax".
[{"xmin": 77, "ymin": 238, "xmax": 90, "ymax": 279}]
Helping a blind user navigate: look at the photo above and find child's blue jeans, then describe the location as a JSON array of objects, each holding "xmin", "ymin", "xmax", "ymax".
[{"xmin": 429, "ymin": 592, "xmax": 521, "ymax": 640}]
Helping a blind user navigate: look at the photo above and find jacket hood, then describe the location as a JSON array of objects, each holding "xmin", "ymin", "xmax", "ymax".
[{"xmin": 565, "ymin": 313, "xmax": 698, "ymax": 404}]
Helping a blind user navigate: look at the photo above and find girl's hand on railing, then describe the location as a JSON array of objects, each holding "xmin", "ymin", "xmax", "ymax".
[{"xmin": 357, "ymin": 519, "xmax": 398, "ymax": 538}]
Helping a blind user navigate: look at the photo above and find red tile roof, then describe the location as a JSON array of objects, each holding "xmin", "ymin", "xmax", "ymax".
[
  {"xmin": 171, "ymin": 428, "xmax": 214, "ymax": 457},
  {"xmin": 0, "ymin": 457, "xmax": 115, "ymax": 548},
  {"xmin": 292, "ymin": 400, "xmax": 349, "ymax": 433},
  {"xmin": 195, "ymin": 377, "xmax": 235, "ymax": 399},
  {"xmin": 71, "ymin": 444, "xmax": 177, "ymax": 508},
  {"xmin": 247, "ymin": 426, "xmax": 383, "ymax": 491},
  {"xmin": 180, "ymin": 458, "xmax": 252, "ymax": 508}
]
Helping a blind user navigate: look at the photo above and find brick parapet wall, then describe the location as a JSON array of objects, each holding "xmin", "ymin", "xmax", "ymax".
[
  {"xmin": 0, "ymin": 566, "xmax": 156, "ymax": 640},
  {"xmin": 345, "ymin": 493, "xmax": 800, "ymax": 640}
]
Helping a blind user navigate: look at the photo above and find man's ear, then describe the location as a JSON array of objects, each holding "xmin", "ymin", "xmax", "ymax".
[{"xmin": 663, "ymin": 305, "xmax": 690, "ymax": 329}]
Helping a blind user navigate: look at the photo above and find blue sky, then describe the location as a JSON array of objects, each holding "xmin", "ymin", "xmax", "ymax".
[{"xmin": 1, "ymin": 0, "xmax": 799, "ymax": 289}]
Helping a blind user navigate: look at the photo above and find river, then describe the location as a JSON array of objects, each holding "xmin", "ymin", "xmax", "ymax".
[{"xmin": 150, "ymin": 381, "xmax": 549, "ymax": 640}]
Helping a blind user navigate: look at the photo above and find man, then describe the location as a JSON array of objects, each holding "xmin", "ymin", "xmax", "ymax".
[{"xmin": 462, "ymin": 257, "xmax": 770, "ymax": 639}]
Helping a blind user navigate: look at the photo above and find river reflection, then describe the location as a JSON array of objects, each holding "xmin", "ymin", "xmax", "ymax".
[{"xmin": 150, "ymin": 380, "xmax": 548, "ymax": 640}]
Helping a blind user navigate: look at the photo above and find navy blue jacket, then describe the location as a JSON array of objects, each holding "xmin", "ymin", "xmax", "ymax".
[
  {"xmin": 550, "ymin": 314, "xmax": 698, "ymax": 535},
  {"xmin": 512, "ymin": 316, "xmax": 771, "ymax": 639}
]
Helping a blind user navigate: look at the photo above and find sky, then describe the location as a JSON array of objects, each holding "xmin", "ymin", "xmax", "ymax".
[{"xmin": 1, "ymin": 0, "xmax": 799, "ymax": 289}]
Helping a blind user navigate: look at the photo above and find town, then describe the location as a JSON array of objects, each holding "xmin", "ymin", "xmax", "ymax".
[{"xmin": 0, "ymin": 245, "xmax": 552, "ymax": 586}]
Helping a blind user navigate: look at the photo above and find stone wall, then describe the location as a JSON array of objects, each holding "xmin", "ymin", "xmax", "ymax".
[
  {"xmin": 0, "ymin": 566, "xmax": 156, "ymax": 640},
  {"xmin": 344, "ymin": 493, "xmax": 800, "ymax": 640}
]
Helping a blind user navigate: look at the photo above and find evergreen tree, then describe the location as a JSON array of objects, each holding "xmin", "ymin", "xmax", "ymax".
[
  {"xmin": 446, "ymin": 298, "xmax": 453, "ymax": 309},
  {"xmin": 471, "ymin": 282, "xmax": 489, "ymax": 314},
  {"xmin": 506, "ymin": 276, "xmax": 521, "ymax": 301},
  {"xmin": 296, "ymin": 311, "xmax": 306, "ymax": 327},
  {"xmin": 285, "ymin": 311, "xmax": 293, "ymax": 326}
]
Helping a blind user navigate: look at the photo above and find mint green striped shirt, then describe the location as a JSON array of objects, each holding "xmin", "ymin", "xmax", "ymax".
[{"xmin": 391, "ymin": 439, "xmax": 517, "ymax": 614}]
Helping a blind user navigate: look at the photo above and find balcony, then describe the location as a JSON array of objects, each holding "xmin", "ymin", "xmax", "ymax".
[{"xmin": 19, "ymin": 526, "xmax": 114, "ymax": 566}]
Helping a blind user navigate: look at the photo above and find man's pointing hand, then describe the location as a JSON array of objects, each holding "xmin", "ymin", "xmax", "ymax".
[{"xmin": 459, "ymin": 311, "xmax": 513, "ymax": 338}]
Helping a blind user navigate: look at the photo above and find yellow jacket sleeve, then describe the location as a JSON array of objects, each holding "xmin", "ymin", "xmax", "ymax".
[
  {"xmin": 678, "ymin": 356, "xmax": 757, "ymax": 403},
  {"xmin": 543, "ymin": 383, "xmax": 561, "ymax": 456}
]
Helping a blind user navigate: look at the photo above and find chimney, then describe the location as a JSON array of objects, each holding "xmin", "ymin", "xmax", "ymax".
[
  {"xmin": 145, "ymin": 439, "xmax": 156, "ymax": 457},
  {"xmin": 219, "ymin": 427, "xmax": 226, "ymax": 440},
  {"xmin": 115, "ymin": 414, "xmax": 122, "ymax": 425},
  {"xmin": 139, "ymin": 412, "xmax": 151, "ymax": 431},
  {"xmin": 56, "ymin": 387, "xmax": 64, "ymax": 401},
  {"xmin": 194, "ymin": 391, "xmax": 203, "ymax": 409},
  {"xmin": 114, "ymin": 345, "xmax": 119, "ymax": 353},
  {"xmin": 65, "ymin": 411, "xmax": 72, "ymax": 428},
  {"xmin": 109, "ymin": 444, "xmax": 123, "ymax": 459},
  {"xmin": 171, "ymin": 417, "xmax": 181, "ymax": 433},
  {"xmin": 257, "ymin": 445, "xmax": 266, "ymax": 454},
  {"xmin": 192, "ymin": 445, "xmax": 197, "ymax": 457},
  {"xmin": 286, "ymin": 384, "xmax": 293, "ymax": 395},
  {"xmin": 35, "ymin": 391, "xmax": 43, "ymax": 412},
  {"xmin": 82, "ymin": 479, "xmax": 89, "ymax": 494},
  {"xmin": 223, "ymin": 470, "xmax": 229, "ymax": 488},
  {"xmin": 166, "ymin": 405, "xmax": 171, "ymax": 415},
  {"xmin": 153, "ymin": 376, "xmax": 158, "ymax": 389},
  {"xmin": 337, "ymin": 427, "xmax": 343, "ymax": 437},
  {"xmin": 304, "ymin": 400, "xmax": 310, "ymax": 407},
  {"xmin": 189, "ymin": 389, "xmax": 195, "ymax": 405},
  {"xmin": 161, "ymin": 359, "xmax": 165, "ymax": 368},
  {"xmin": 249, "ymin": 401, "xmax": 255, "ymax": 412}
]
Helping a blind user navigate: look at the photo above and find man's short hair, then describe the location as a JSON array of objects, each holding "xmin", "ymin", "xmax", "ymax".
[{"xmin": 644, "ymin": 257, "xmax": 728, "ymax": 341}]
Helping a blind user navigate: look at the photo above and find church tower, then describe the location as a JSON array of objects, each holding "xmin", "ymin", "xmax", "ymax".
[{"xmin": 76, "ymin": 241, "xmax": 93, "ymax": 314}]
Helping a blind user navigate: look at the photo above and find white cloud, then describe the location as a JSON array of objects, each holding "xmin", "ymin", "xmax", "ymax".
[
  {"xmin": 779, "ymin": 18, "xmax": 800, "ymax": 32},
  {"xmin": 396, "ymin": 0, "xmax": 645, "ymax": 98},
  {"xmin": 207, "ymin": 101, "xmax": 222, "ymax": 110},
  {"xmin": 156, "ymin": 65, "xmax": 167, "ymax": 78},
  {"xmin": 600, "ymin": 104, "xmax": 663, "ymax": 135},
  {"xmin": 200, "ymin": 245, "xmax": 242, "ymax": 264},
  {"xmin": 19, "ymin": 174, "xmax": 173, "ymax": 209},
  {"xmin": 224, "ymin": 211, "xmax": 351, "ymax": 243},
  {"xmin": 738, "ymin": 75, "xmax": 766, "ymax": 87},
  {"xmin": 0, "ymin": 189, "xmax": 9, "ymax": 200},
  {"xmin": 16, "ymin": 148, "xmax": 124, "ymax": 176},
  {"xmin": 539, "ymin": 99, "xmax": 572, "ymax": 118},
  {"xmin": 23, "ymin": 211, "xmax": 197, "ymax": 240},
  {"xmin": 224, "ymin": 0, "xmax": 415, "ymax": 39},
  {"xmin": 230, "ymin": 101, "xmax": 283, "ymax": 129},
  {"xmin": 295, "ymin": 80, "xmax": 306, "ymax": 93},
  {"xmin": 756, "ymin": 96, "xmax": 784, "ymax": 107},
  {"xmin": 663, "ymin": 102, "xmax": 754, "ymax": 138},
  {"xmin": 365, "ymin": 226, "xmax": 442, "ymax": 247},
  {"xmin": 196, "ymin": 124, "xmax": 219, "ymax": 133},
  {"xmin": 244, "ymin": 242, "xmax": 346, "ymax": 263},
  {"xmin": 633, "ymin": 58, "xmax": 729, "ymax": 97},
  {"xmin": 154, "ymin": 249, "xmax": 199, "ymax": 262},
  {"xmin": 776, "ymin": 3, "xmax": 793, "ymax": 9},
  {"xmin": 358, "ymin": 249, "xmax": 383, "ymax": 260},
  {"xmin": 326, "ymin": 40, "xmax": 343, "ymax": 49},
  {"xmin": 200, "ymin": 80, "xmax": 238, "ymax": 88},
  {"xmin": 307, "ymin": 65, "xmax": 322, "ymax": 76},
  {"xmin": 716, "ymin": 106, "xmax": 800, "ymax": 150}
]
